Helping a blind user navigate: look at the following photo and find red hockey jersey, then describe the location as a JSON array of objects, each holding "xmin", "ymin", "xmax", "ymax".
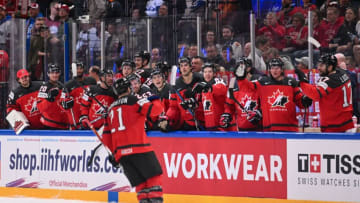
[
  {"xmin": 102, "ymin": 95, "xmax": 163, "ymax": 161},
  {"xmin": 225, "ymin": 79, "xmax": 261, "ymax": 131},
  {"xmin": 7, "ymin": 81, "xmax": 44, "ymax": 129},
  {"xmin": 202, "ymin": 78, "xmax": 227, "ymax": 130},
  {"xmin": 80, "ymin": 84, "xmax": 115, "ymax": 129},
  {"xmin": 166, "ymin": 72, "xmax": 205, "ymax": 130},
  {"xmin": 299, "ymin": 68, "xmax": 354, "ymax": 132},
  {"xmin": 238, "ymin": 76, "xmax": 304, "ymax": 132},
  {"xmin": 65, "ymin": 77, "xmax": 96, "ymax": 128},
  {"xmin": 37, "ymin": 82, "xmax": 69, "ymax": 129}
]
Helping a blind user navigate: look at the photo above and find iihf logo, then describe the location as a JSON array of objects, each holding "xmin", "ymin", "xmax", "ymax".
[{"xmin": 298, "ymin": 154, "xmax": 321, "ymax": 173}]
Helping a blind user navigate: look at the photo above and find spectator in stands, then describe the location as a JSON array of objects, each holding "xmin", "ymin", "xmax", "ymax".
[
  {"xmin": 205, "ymin": 44, "xmax": 224, "ymax": 65},
  {"xmin": 312, "ymin": 10, "xmax": 326, "ymax": 50},
  {"xmin": 105, "ymin": 23, "xmax": 121, "ymax": 68},
  {"xmin": 45, "ymin": 2, "xmax": 61, "ymax": 36},
  {"xmin": 263, "ymin": 48, "xmax": 294, "ymax": 70},
  {"xmin": 329, "ymin": 7, "xmax": 359, "ymax": 55},
  {"xmin": 295, "ymin": 57, "xmax": 310, "ymax": 71},
  {"xmin": 203, "ymin": 30, "xmax": 221, "ymax": 56},
  {"xmin": 89, "ymin": 65, "xmax": 101, "ymax": 84},
  {"xmin": 0, "ymin": 50, "xmax": 9, "ymax": 129},
  {"xmin": 26, "ymin": 3, "xmax": 43, "ymax": 51},
  {"xmin": 158, "ymin": 3, "xmax": 168, "ymax": 16},
  {"xmin": 152, "ymin": 3, "xmax": 172, "ymax": 62},
  {"xmin": 145, "ymin": 0, "xmax": 163, "ymax": 17},
  {"xmin": 0, "ymin": 4, "xmax": 10, "ymax": 52},
  {"xmin": 220, "ymin": 25, "xmax": 242, "ymax": 60},
  {"xmin": 257, "ymin": 12, "xmax": 286, "ymax": 51},
  {"xmin": 219, "ymin": 45, "xmax": 236, "ymax": 71},
  {"xmin": 191, "ymin": 56, "xmax": 204, "ymax": 73},
  {"xmin": 244, "ymin": 42, "xmax": 251, "ymax": 58},
  {"xmin": 248, "ymin": 36, "xmax": 269, "ymax": 72},
  {"xmin": 130, "ymin": 7, "xmax": 147, "ymax": 52},
  {"xmin": 188, "ymin": 44, "xmax": 199, "ymax": 59},
  {"xmin": 321, "ymin": 6, "xmax": 344, "ymax": 48},
  {"xmin": 338, "ymin": 0, "xmax": 353, "ymax": 17},
  {"xmin": 30, "ymin": 17, "xmax": 45, "ymax": 38},
  {"xmin": 277, "ymin": 0, "xmax": 305, "ymax": 27},
  {"xmin": 283, "ymin": 12, "xmax": 308, "ymax": 53},
  {"xmin": 302, "ymin": 0, "xmax": 317, "ymax": 18},
  {"xmin": 151, "ymin": 47, "xmax": 162, "ymax": 68},
  {"xmin": 354, "ymin": 45, "xmax": 360, "ymax": 67},
  {"xmin": 28, "ymin": 25, "xmax": 51, "ymax": 81},
  {"xmin": 178, "ymin": 42, "xmax": 189, "ymax": 58}
]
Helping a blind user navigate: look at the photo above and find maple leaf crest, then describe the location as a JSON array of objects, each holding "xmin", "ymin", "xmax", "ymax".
[
  {"xmin": 93, "ymin": 99, "xmax": 108, "ymax": 115},
  {"xmin": 24, "ymin": 96, "xmax": 40, "ymax": 115},
  {"xmin": 268, "ymin": 89, "xmax": 289, "ymax": 107}
]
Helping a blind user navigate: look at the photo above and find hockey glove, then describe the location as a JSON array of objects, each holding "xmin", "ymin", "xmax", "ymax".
[
  {"xmin": 108, "ymin": 154, "xmax": 121, "ymax": 168},
  {"xmin": 247, "ymin": 109, "xmax": 262, "ymax": 125},
  {"xmin": 234, "ymin": 63, "xmax": 246, "ymax": 80},
  {"xmin": 47, "ymin": 88, "xmax": 59, "ymax": 102},
  {"xmin": 220, "ymin": 113, "xmax": 232, "ymax": 128},
  {"xmin": 294, "ymin": 68, "xmax": 309, "ymax": 83},
  {"xmin": 61, "ymin": 97, "xmax": 74, "ymax": 109},
  {"xmin": 301, "ymin": 96, "xmax": 313, "ymax": 108},
  {"xmin": 180, "ymin": 98, "xmax": 198, "ymax": 110},
  {"xmin": 158, "ymin": 115, "xmax": 170, "ymax": 132},
  {"xmin": 192, "ymin": 82, "xmax": 207, "ymax": 94},
  {"xmin": 79, "ymin": 116, "xmax": 90, "ymax": 129}
]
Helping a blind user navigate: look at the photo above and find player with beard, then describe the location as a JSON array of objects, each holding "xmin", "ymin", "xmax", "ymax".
[
  {"xmin": 191, "ymin": 63, "xmax": 227, "ymax": 131},
  {"xmin": 7, "ymin": 69, "xmax": 44, "ymax": 129},
  {"xmin": 221, "ymin": 58, "xmax": 263, "ymax": 131},
  {"xmin": 295, "ymin": 54, "xmax": 354, "ymax": 132},
  {"xmin": 80, "ymin": 69, "xmax": 115, "ymax": 129},
  {"xmin": 128, "ymin": 73, "xmax": 152, "ymax": 99},
  {"xmin": 165, "ymin": 57, "xmax": 205, "ymax": 130},
  {"xmin": 134, "ymin": 51, "xmax": 152, "ymax": 84},
  {"xmin": 37, "ymin": 64, "xmax": 70, "ymax": 129},
  {"xmin": 63, "ymin": 62, "xmax": 96, "ymax": 128},
  {"xmin": 235, "ymin": 58, "xmax": 312, "ymax": 132}
]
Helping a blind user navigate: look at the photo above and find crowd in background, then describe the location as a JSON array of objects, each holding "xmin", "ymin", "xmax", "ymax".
[{"xmin": 1, "ymin": 0, "xmax": 360, "ymax": 131}]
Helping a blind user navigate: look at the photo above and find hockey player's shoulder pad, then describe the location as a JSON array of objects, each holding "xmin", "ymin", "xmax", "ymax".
[
  {"xmin": 323, "ymin": 68, "xmax": 350, "ymax": 88},
  {"xmin": 258, "ymin": 76, "xmax": 272, "ymax": 86},
  {"xmin": 284, "ymin": 77, "xmax": 299, "ymax": 88}
]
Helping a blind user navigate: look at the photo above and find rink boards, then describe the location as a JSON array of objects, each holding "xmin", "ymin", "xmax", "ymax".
[{"xmin": 0, "ymin": 130, "xmax": 359, "ymax": 203}]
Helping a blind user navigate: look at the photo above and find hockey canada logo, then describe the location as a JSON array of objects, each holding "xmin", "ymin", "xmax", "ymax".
[
  {"xmin": 94, "ymin": 99, "xmax": 109, "ymax": 115},
  {"xmin": 268, "ymin": 89, "xmax": 289, "ymax": 107},
  {"xmin": 241, "ymin": 94, "xmax": 257, "ymax": 113},
  {"xmin": 203, "ymin": 100, "xmax": 212, "ymax": 111},
  {"xmin": 24, "ymin": 96, "xmax": 40, "ymax": 116}
]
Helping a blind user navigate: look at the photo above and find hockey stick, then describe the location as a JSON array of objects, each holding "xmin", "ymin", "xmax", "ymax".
[
  {"xmin": 87, "ymin": 143, "xmax": 102, "ymax": 167},
  {"xmin": 228, "ymin": 77, "xmax": 246, "ymax": 111},
  {"xmin": 85, "ymin": 120, "xmax": 112, "ymax": 154},
  {"xmin": 57, "ymin": 81, "xmax": 77, "ymax": 129},
  {"xmin": 170, "ymin": 65, "xmax": 204, "ymax": 131}
]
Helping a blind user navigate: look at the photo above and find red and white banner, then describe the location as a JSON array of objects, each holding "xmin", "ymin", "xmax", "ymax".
[{"xmin": 150, "ymin": 137, "xmax": 287, "ymax": 199}]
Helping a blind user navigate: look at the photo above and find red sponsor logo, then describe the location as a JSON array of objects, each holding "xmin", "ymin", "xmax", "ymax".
[
  {"xmin": 150, "ymin": 137, "xmax": 287, "ymax": 198},
  {"xmin": 310, "ymin": 154, "xmax": 321, "ymax": 173}
]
